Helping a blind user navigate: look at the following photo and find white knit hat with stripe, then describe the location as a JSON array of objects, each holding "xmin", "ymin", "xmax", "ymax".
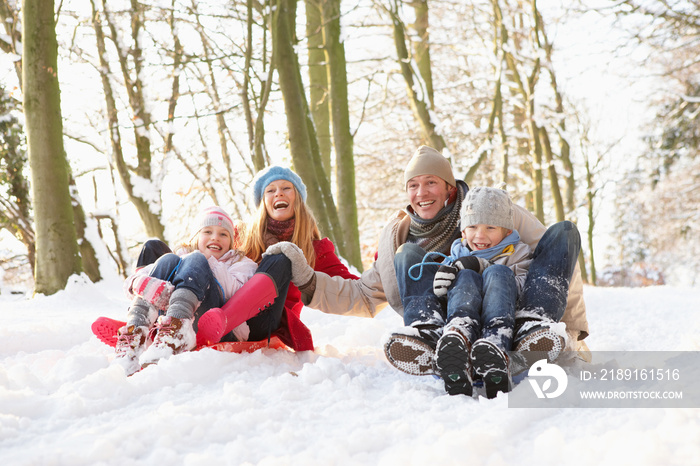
[{"xmin": 194, "ymin": 206, "xmax": 235, "ymax": 238}]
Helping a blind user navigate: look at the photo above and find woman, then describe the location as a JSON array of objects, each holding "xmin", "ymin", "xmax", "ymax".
[{"xmin": 196, "ymin": 166, "xmax": 358, "ymax": 351}]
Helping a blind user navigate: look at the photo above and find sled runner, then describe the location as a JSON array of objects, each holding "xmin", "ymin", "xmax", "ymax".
[{"xmin": 91, "ymin": 317, "xmax": 291, "ymax": 353}]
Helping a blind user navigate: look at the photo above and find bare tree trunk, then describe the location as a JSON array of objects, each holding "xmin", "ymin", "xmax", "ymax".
[
  {"xmin": 386, "ymin": 0, "xmax": 446, "ymax": 152},
  {"xmin": 527, "ymin": 108, "xmax": 545, "ymax": 222},
  {"xmin": 321, "ymin": 0, "xmax": 362, "ymax": 268},
  {"xmin": 271, "ymin": 0, "xmax": 344, "ymax": 249},
  {"xmin": 70, "ymin": 178, "xmax": 101, "ymax": 282},
  {"xmin": 306, "ymin": 0, "xmax": 332, "ymax": 178},
  {"xmin": 92, "ymin": 175, "xmax": 128, "ymax": 277},
  {"xmin": 3, "ymin": 1, "xmax": 101, "ymax": 281},
  {"xmin": 535, "ymin": 6, "xmax": 576, "ymax": 214},
  {"xmin": 499, "ymin": 0, "xmax": 546, "ymax": 221},
  {"xmin": 23, "ymin": 0, "xmax": 82, "ymax": 294},
  {"xmin": 539, "ymin": 127, "xmax": 565, "ymax": 222},
  {"xmin": 243, "ymin": 0, "xmax": 273, "ymax": 173},
  {"xmin": 407, "ymin": 0, "xmax": 434, "ymax": 107},
  {"xmin": 584, "ymin": 151, "xmax": 597, "ymax": 285},
  {"xmin": 92, "ymin": 0, "xmax": 166, "ymax": 240},
  {"xmin": 466, "ymin": 0, "xmax": 509, "ymax": 185},
  {"xmin": 164, "ymin": 1, "xmax": 183, "ymax": 159}
]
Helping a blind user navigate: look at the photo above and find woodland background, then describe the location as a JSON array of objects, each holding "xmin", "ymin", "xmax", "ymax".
[{"xmin": 0, "ymin": 0, "xmax": 698, "ymax": 294}]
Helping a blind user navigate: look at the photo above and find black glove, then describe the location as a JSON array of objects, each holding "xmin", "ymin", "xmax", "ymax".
[
  {"xmin": 453, "ymin": 256, "xmax": 490, "ymax": 273},
  {"xmin": 433, "ymin": 264, "xmax": 459, "ymax": 297}
]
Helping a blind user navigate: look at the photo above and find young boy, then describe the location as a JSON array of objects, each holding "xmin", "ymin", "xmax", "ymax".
[{"xmin": 432, "ymin": 187, "xmax": 532, "ymax": 398}]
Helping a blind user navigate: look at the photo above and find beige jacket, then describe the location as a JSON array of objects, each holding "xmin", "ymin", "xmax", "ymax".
[{"xmin": 308, "ymin": 205, "xmax": 589, "ymax": 341}]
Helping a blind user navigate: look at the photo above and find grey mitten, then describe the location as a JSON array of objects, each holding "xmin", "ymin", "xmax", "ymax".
[
  {"xmin": 263, "ymin": 241, "xmax": 315, "ymax": 287},
  {"xmin": 453, "ymin": 256, "xmax": 490, "ymax": 274},
  {"xmin": 433, "ymin": 264, "xmax": 459, "ymax": 297}
]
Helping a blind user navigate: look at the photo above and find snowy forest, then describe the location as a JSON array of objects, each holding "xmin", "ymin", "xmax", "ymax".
[{"xmin": 0, "ymin": 0, "xmax": 699, "ymax": 294}]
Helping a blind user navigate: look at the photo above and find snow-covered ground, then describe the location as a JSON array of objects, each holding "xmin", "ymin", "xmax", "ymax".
[{"xmin": 1, "ymin": 278, "xmax": 700, "ymax": 465}]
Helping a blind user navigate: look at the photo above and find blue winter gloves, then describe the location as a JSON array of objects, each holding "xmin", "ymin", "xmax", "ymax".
[
  {"xmin": 263, "ymin": 241, "xmax": 315, "ymax": 287},
  {"xmin": 433, "ymin": 256, "xmax": 490, "ymax": 297}
]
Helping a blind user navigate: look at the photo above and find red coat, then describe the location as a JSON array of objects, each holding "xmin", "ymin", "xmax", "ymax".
[{"xmin": 273, "ymin": 238, "xmax": 359, "ymax": 351}]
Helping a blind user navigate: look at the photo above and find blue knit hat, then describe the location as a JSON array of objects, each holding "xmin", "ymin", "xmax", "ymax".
[{"xmin": 252, "ymin": 165, "xmax": 308, "ymax": 206}]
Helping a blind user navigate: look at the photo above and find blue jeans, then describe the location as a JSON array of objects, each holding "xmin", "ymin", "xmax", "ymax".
[
  {"xmin": 137, "ymin": 239, "xmax": 172, "ymax": 268},
  {"xmin": 395, "ymin": 243, "xmax": 444, "ymax": 330},
  {"xmin": 446, "ymin": 265, "xmax": 516, "ymax": 350},
  {"xmin": 149, "ymin": 251, "xmax": 224, "ymax": 330},
  {"xmin": 516, "ymin": 221, "xmax": 581, "ymax": 338}
]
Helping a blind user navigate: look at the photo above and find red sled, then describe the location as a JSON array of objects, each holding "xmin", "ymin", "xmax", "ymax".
[
  {"xmin": 202, "ymin": 337, "xmax": 288, "ymax": 353},
  {"xmin": 91, "ymin": 317, "xmax": 291, "ymax": 353}
]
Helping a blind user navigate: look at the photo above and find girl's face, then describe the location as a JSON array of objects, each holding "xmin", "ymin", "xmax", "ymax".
[
  {"xmin": 264, "ymin": 180, "xmax": 296, "ymax": 222},
  {"xmin": 406, "ymin": 175, "xmax": 453, "ymax": 220},
  {"xmin": 462, "ymin": 224, "xmax": 511, "ymax": 251},
  {"xmin": 197, "ymin": 225, "xmax": 232, "ymax": 260}
]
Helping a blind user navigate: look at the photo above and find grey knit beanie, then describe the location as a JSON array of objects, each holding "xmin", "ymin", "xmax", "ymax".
[
  {"xmin": 460, "ymin": 187, "xmax": 514, "ymax": 231},
  {"xmin": 404, "ymin": 145, "xmax": 456, "ymax": 188}
]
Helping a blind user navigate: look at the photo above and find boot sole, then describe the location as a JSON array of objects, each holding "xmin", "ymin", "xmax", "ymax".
[
  {"xmin": 435, "ymin": 333, "xmax": 472, "ymax": 396},
  {"xmin": 92, "ymin": 317, "xmax": 126, "ymax": 347},
  {"xmin": 384, "ymin": 334, "xmax": 436, "ymax": 376},
  {"xmin": 515, "ymin": 328, "xmax": 564, "ymax": 365},
  {"xmin": 471, "ymin": 340, "xmax": 511, "ymax": 399}
]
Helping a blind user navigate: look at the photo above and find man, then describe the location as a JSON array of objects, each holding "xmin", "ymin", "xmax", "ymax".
[{"xmin": 275, "ymin": 146, "xmax": 589, "ymax": 375}]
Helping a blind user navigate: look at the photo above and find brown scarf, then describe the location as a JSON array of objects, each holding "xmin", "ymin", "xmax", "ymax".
[{"xmin": 266, "ymin": 217, "xmax": 295, "ymax": 245}]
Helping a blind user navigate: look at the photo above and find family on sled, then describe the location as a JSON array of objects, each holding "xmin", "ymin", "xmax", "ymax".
[{"xmin": 93, "ymin": 147, "xmax": 589, "ymax": 398}]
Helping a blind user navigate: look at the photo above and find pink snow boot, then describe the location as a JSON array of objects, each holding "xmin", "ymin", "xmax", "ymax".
[{"xmin": 196, "ymin": 273, "xmax": 278, "ymax": 346}]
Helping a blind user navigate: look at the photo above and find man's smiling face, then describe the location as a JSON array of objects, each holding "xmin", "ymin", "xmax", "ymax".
[{"xmin": 406, "ymin": 174, "xmax": 452, "ymax": 220}]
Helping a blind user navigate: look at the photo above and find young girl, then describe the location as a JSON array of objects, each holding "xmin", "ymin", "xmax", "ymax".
[
  {"xmin": 196, "ymin": 166, "xmax": 358, "ymax": 351},
  {"xmin": 115, "ymin": 206, "xmax": 257, "ymax": 374}
]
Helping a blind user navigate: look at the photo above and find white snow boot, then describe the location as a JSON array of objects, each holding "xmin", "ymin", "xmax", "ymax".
[
  {"xmin": 114, "ymin": 324, "xmax": 149, "ymax": 376},
  {"xmin": 139, "ymin": 315, "xmax": 196, "ymax": 367}
]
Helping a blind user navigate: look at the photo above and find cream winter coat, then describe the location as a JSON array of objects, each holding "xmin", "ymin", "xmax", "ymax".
[{"xmin": 307, "ymin": 205, "xmax": 590, "ymax": 342}]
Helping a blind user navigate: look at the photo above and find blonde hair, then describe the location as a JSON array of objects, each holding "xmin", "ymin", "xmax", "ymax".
[{"xmin": 242, "ymin": 189, "xmax": 320, "ymax": 268}]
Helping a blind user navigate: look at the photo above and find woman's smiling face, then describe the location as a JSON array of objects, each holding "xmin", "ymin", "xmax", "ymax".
[{"xmin": 264, "ymin": 179, "xmax": 297, "ymax": 222}]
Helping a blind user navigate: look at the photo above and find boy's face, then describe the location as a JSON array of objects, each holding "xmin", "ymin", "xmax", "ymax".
[
  {"xmin": 462, "ymin": 224, "xmax": 512, "ymax": 251},
  {"xmin": 406, "ymin": 175, "xmax": 453, "ymax": 220}
]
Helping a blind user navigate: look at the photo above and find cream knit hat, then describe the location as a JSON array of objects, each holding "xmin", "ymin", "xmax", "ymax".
[{"xmin": 404, "ymin": 145, "xmax": 456, "ymax": 188}]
